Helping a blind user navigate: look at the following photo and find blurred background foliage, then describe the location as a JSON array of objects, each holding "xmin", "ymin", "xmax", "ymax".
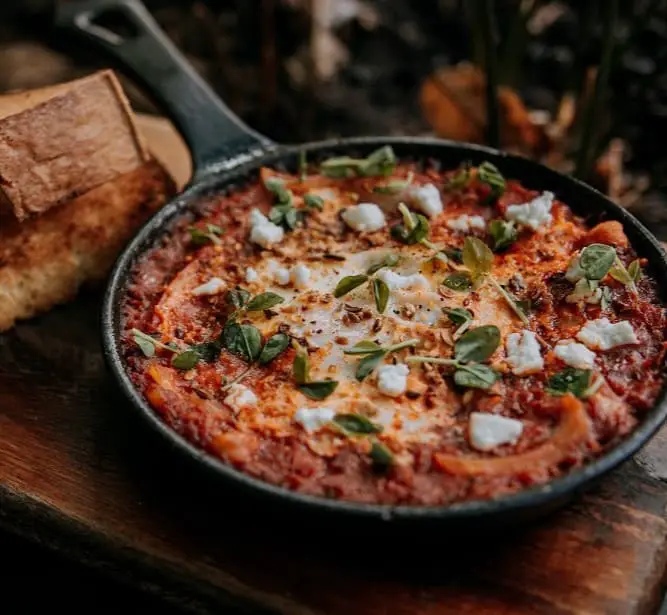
[{"xmin": 2, "ymin": 0, "xmax": 667, "ymax": 231}]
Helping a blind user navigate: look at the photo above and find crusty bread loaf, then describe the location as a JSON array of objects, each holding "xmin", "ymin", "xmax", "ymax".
[
  {"xmin": 0, "ymin": 160, "xmax": 175, "ymax": 331},
  {"xmin": 0, "ymin": 70, "xmax": 150, "ymax": 220}
]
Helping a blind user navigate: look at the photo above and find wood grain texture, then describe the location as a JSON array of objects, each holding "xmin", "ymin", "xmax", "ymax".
[{"xmin": 1, "ymin": 294, "xmax": 667, "ymax": 615}]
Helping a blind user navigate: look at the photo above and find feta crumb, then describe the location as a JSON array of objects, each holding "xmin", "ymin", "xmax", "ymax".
[
  {"xmin": 191, "ymin": 277, "xmax": 226, "ymax": 296},
  {"xmin": 409, "ymin": 183, "xmax": 443, "ymax": 217},
  {"xmin": 249, "ymin": 208, "xmax": 284, "ymax": 248},
  {"xmin": 294, "ymin": 407, "xmax": 335, "ymax": 432},
  {"xmin": 554, "ymin": 341, "xmax": 596, "ymax": 369},
  {"xmin": 576, "ymin": 318, "xmax": 639, "ymax": 351},
  {"xmin": 505, "ymin": 191, "xmax": 554, "ymax": 231},
  {"xmin": 249, "ymin": 208, "xmax": 268, "ymax": 226},
  {"xmin": 245, "ymin": 267, "xmax": 259, "ymax": 283},
  {"xmin": 506, "ymin": 330, "xmax": 544, "ymax": 375},
  {"xmin": 376, "ymin": 269, "xmax": 429, "ymax": 291},
  {"xmin": 376, "ymin": 363, "xmax": 409, "ymax": 397},
  {"xmin": 274, "ymin": 267, "xmax": 290, "ymax": 285},
  {"xmin": 566, "ymin": 279, "xmax": 602, "ymax": 304},
  {"xmin": 469, "ymin": 413, "xmax": 523, "ymax": 451},
  {"xmin": 565, "ymin": 253, "xmax": 585, "ymax": 282},
  {"xmin": 292, "ymin": 264, "xmax": 311, "ymax": 289},
  {"xmin": 446, "ymin": 214, "xmax": 486, "ymax": 233},
  {"xmin": 224, "ymin": 384, "xmax": 258, "ymax": 412},
  {"xmin": 341, "ymin": 203, "xmax": 386, "ymax": 232}
]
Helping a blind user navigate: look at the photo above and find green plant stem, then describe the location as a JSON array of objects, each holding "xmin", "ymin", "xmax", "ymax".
[
  {"xmin": 131, "ymin": 329, "xmax": 177, "ymax": 353},
  {"xmin": 488, "ymin": 277, "xmax": 530, "ymax": 325},
  {"xmin": 386, "ymin": 339, "xmax": 420, "ymax": 353},
  {"xmin": 407, "ymin": 356, "xmax": 458, "ymax": 366},
  {"xmin": 575, "ymin": 0, "xmax": 619, "ymax": 180},
  {"xmin": 221, "ymin": 366, "xmax": 254, "ymax": 391}
]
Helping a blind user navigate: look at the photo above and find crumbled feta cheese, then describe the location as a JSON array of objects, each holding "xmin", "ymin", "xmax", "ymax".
[
  {"xmin": 554, "ymin": 341, "xmax": 596, "ymax": 369},
  {"xmin": 376, "ymin": 269, "xmax": 429, "ymax": 291},
  {"xmin": 505, "ymin": 191, "xmax": 554, "ymax": 231},
  {"xmin": 341, "ymin": 203, "xmax": 386, "ymax": 232},
  {"xmin": 376, "ymin": 363, "xmax": 409, "ymax": 397},
  {"xmin": 565, "ymin": 253, "xmax": 585, "ymax": 282},
  {"xmin": 274, "ymin": 267, "xmax": 290, "ymax": 285},
  {"xmin": 266, "ymin": 260, "xmax": 290, "ymax": 285},
  {"xmin": 191, "ymin": 277, "xmax": 226, "ymax": 296},
  {"xmin": 292, "ymin": 264, "xmax": 311, "ymax": 289},
  {"xmin": 409, "ymin": 183, "xmax": 443, "ymax": 217},
  {"xmin": 446, "ymin": 214, "xmax": 486, "ymax": 233},
  {"xmin": 469, "ymin": 413, "xmax": 523, "ymax": 451},
  {"xmin": 249, "ymin": 208, "xmax": 267, "ymax": 226},
  {"xmin": 224, "ymin": 384, "xmax": 258, "ymax": 412},
  {"xmin": 576, "ymin": 318, "xmax": 639, "ymax": 351},
  {"xmin": 245, "ymin": 267, "xmax": 259, "ymax": 283},
  {"xmin": 506, "ymin": 330, "xmax": 544, "ymax": 375},
  {"xmin": 294, "ymin": 407, "xmax": 335, "ymax": 432},
  {"xmin": 566, "ymin": 279, "xmax": 602, "ymax": 304},
  {"xmin": 249, "ymin": 208, "xmax": 284, "ymax": 248}
]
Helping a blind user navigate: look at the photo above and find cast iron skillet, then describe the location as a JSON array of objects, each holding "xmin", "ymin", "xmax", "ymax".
[{"xmin": 58, "ymin": 0, "xmax": 667, "ymax": 530}]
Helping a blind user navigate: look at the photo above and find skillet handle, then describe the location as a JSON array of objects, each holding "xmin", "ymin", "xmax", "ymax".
[{"xmin": 56, "ymin": 0, "xmax": 273, "ymax": 179}]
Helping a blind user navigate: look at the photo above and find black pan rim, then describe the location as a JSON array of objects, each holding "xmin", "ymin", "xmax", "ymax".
[{"xmin": 102, "ymin": 135, "xmax": 667, "ymax": 522}]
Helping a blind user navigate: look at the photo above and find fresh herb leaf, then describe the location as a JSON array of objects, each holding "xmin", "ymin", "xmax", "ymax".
[
  {"xmin": 269, "ymin": 203, "xmax": 300, "ymax": 230},
  {"xmin": 443, "ymin": 272, "xmax": 473, "ymax": 291},
  {"xmin": 258, "ymin": 333, "xmax": 290, "ymax": 364},
  {"xmin": 171, "ymin": 349, "xmax": 200, "ymax": 370},
  {"xmin": 628, "ymin": 259, "xmax": 642, "ymax": 282},
  {"xmin": 333, "ymin": 413, "xmax": 383, "ymax": 435},
  {"xmin": 304, "ymin": 194, "xmax": 324, "ymax": 210},
  {"xmin": 579, "ymin": 244, "xmax": 616, "ymax": 280},
  {"xmin": 373, "ymin": 172, "xmax": 414, "ymax": 194},
  {"xmin": 445, "ymin": 164, "xmax": 472, "ymax": 191},
  {"xmin": 226, "ymin": 288, "xmax": 251, "ymax": 310},
  {"xmin": 334, "ymin": 274, "xmax": 369, "ymax": 298},
  {"xmin": 293, "ymin": 344, "xmax": 309, "ymax": 385},
  {"xmin": 223, "ymin": 323, "xmax": 263, "ymax": 362},
  {"xmin": 132, "ymin": 330, "xmax": 157, "ymax": 357},
  {"xmin": 188, "ymin": 223, "xmax": 224, "ymax": 246},
  {"xmin": 366, "ymin": 254, "xmax": 399, "ymax": 275},
  {"xmin": 131, "ymin": 329, "xmax": 178, "ymax": 357},
  {"xmin": 443, "ymin": 307, "xmax": 473, "ymax": 326},
  {"xmin": 443, "ymin": 247, "xmax": 463, "ymax": 264},
  {"xmin": 344, "ymin": 340, "xmax": 384, "ymax": 355},
  {"xmin": 546, "ymin": 368, "xmax": 592, "ymax": 398},
  {"xmin": 488, "ymin": 220, "xmax": 517, "ymax": 251},
  {"xmin": 356, "ymin": 351, "xmax": 387, "ymax": 381},
  {"xmin": 455, "ymin": 325, "xmax": 500, "ymax": 363},
  {"xmin": 477, "ymin": 162, "xmax": 505, "ymax": 200},
  {"xmin": 463, "ymin": 236, "xmax": 494, "ymax": 278},
  {"xmin": 391, "ymin": 209, "xmax": 429, "ymax": 245},
  {"xmin": 246, "ymin": 292, "xmax": 285, "ymax": 312},
  {"xmin": 601, "ymin": 286, "xmax": 613, "ymax": 310},
  {"xmin": 298, "ymin": 380, "xmax": 339, "ymax": 400},
  {"xmin": 358, "ymin": 145, "xmax": 397, "ymax": 176},
  {"xmin": 454, "ymin": 363, "xmax": 497, "ymax": 389},
  {"xmin": 372, "ymin": 278, "xmax": 390, "ymax": 314},
  {"xmin": 190, "ymin": 340, "xmax": 221, "ymax": 363},
  {"xmin": 264, "ymin": 177, "xmax": 292, "ymax": 205},
  {"xmin": 369, "ymin": 441, "xmax": 394, "ymax": 468},
  {"xmin": 320, "ymin": 146, "xmax": 396, "ymax": 178}
]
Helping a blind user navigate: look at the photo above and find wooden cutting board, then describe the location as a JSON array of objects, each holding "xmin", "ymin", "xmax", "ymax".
[{"xmin": 1, "ymin": 117, "xmax": 667, "ymax": 615}]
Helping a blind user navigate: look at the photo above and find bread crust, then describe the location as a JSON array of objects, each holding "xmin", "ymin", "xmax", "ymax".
[
  {"xmin": 0, "ymin": 160, "xmax": 175, "ymax": 331},
  {"xmin": 0, "ymin": 70, "xmax": 150, "ymax": 220}
]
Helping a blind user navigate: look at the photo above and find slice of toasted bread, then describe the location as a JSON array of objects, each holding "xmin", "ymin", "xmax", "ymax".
[
  {"xmin": 0, "ymin": 159, "xmax": 175, "ymax": 331},
  {"xmin": 0, "ymin": 70, "xmax": 150, "ymax": 221}
]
